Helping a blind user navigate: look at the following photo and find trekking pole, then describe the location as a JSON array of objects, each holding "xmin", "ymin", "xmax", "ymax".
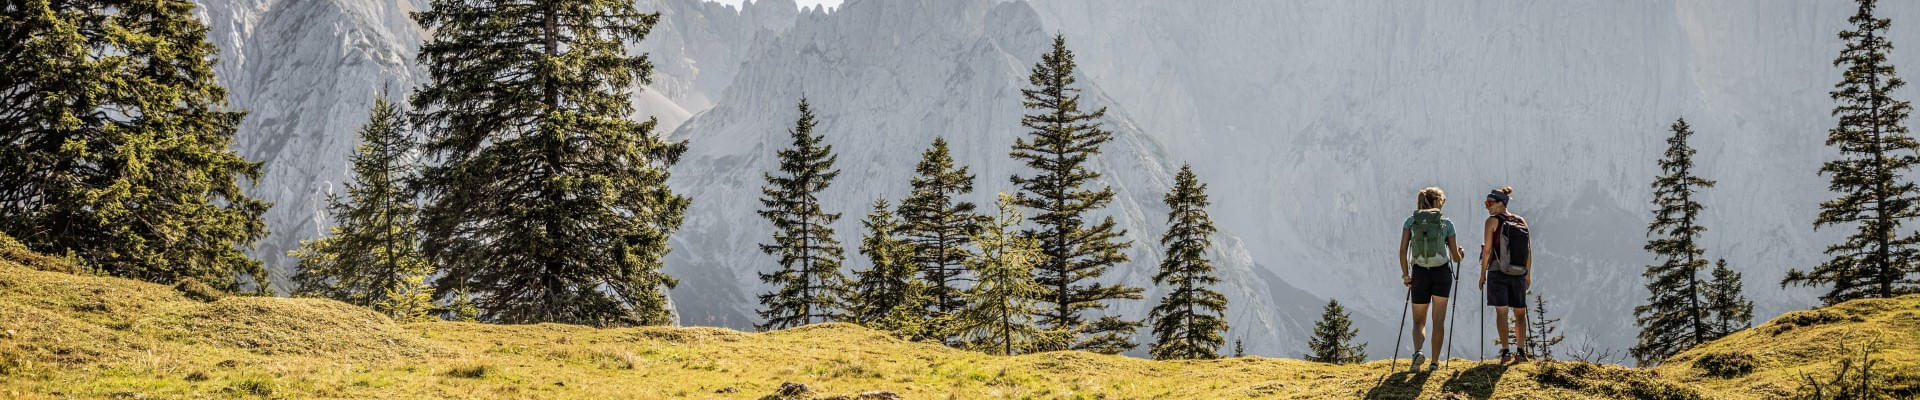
[
  {"xmin": 1443, "ymin": 261, "xmax": 1461, "ymax": 368},
  {"xmin": 1478, "ymin": 260, "xmax": 1485, "ymax": 362},
  {"xmin": 1389, "ymin": 284, "xmax": 1410, "ymax": 374}
]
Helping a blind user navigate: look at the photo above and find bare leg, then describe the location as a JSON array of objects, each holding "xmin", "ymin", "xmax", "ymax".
[
  {"xmin": 1512, "ymin": 307, "xmax": 1530, "ymax": 357},
  {"xmin": 1493, "ymin": 306, "xmax": 1511, "ymax": 352},
  {"xmin": 1429, "ymin": 296, "xmax": 1449, "ymax": 361},
  {"xmin": 1410, "ymin": 302, "xmax": 1430, "ymax": 354}
]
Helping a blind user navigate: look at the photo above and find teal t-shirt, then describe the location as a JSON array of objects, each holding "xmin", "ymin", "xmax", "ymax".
[{"xmin": 1404, "ymin": 212, "xmax": 1456, "ymax": 267}]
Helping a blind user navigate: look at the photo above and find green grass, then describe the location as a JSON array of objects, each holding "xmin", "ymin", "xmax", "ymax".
[{"xmin": 0, "ymin": 236, "xmax": 1914, "ymax": 399}]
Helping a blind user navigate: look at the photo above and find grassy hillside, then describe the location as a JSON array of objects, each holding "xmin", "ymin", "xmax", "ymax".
[{"xmin": 0, "ymin": 237, "xmax": 1913, "ymax": 399}]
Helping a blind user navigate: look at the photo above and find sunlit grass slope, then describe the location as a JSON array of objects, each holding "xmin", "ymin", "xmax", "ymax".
[{"xmin": 0, "ymin": 235, "xmax": 1912, "ymax": 399}]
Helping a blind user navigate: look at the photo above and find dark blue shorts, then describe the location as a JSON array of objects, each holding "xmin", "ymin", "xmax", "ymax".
[
  {"xmin": 1487, "ymin": 272, "xmax": 1527, "ymax": 308},
  {"xmin": 1409, "ymin": 264, "xmax": 1453, "ymax": 305}
]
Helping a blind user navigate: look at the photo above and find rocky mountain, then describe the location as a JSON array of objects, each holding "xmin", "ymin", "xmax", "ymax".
[{"xmin": 188, "ymin": 0, "xmax": 1920, "ymax": 360}]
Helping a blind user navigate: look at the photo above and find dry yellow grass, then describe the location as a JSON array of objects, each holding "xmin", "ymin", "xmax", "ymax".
[{"xmin": 0, "ymin": 236, "xmax": 1913, "ymax": 399}]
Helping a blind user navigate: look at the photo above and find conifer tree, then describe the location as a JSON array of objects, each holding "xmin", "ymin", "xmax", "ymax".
[
  {"xmin": 291, "ymin": 94, "xmax": 434, "ymax": 319},
  {"xmin": 1633, "ymin": 118, "xmax": 1718, "ymax": 366},
  {"xmin": 1010, "ymin": 34, "xmax": 1142, "ymax": 354},
  {"xmin": 849, "ymin": 199, "xmax": 933, "ymax": 337},
  {"xmin": 0, "ymin": 0, "xmax": 270, "ymax": 291},
  {"xmin": 1705, "ymin": 259, "xmax": 1755, "ymax": 338},
  {"xmin": 381, "ymin": 274, "xmax": 439, "ymax": 323},
  {"xmin": 896, "ymin": 137, "xmax": 981, "ymax": 330},
  {"xmin": 1785, "ymin": 0, "xmax": 1920, "ymax": 304},
  {"xmin": 1305, "ymin": 299, "xmax": 1366, "ymax": 365},
  {"xmin": 446, "ymin": 287, "xmax": 480, "ymax": 322},
  {"xmin": 1529, "ymin": 294, "xmax": 1566, "ymax": 361},
  {"xmin": 953, "ymin": 194, "xmax": 1051, "ymax": 356},
  {"xmin": 410, "ymin": 0, "xmax": 686, "ymax": 326},
  {"xmin": 1233, "ymin": 339, "xmax": 1246, "ymax": 358},
  {"xmin": 756, "ymin": 99, "xmax": 850, "ymax": 330},
  {"xmin": 1148, "ymin": 165, "xmax": 1229, "ymax": 361}
]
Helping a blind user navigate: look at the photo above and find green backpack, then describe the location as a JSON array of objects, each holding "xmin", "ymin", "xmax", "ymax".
[{"xmin": 1409, "ymin": 210, "xmax": 1450, "ymax": 267}]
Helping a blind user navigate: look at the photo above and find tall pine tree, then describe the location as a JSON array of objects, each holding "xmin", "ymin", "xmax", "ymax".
[
  {"xmin": 1785, "ymin": 0, "xmax": 1920, "ymax": 304},
  {"xmin": 1010, "ymin": 34, "xmax": 1142, "ymax": 354},
  {"xmin": 1305, "ymin": 299, "xmax": 1366, "ymax": 365},
  {"xmin": 756, "ymin": 98, "xmax": 850, "ymax": 330},
  {"xmin": 1529, "ymin": 294, "xmax": 1566, "ymax": 361},
  {"xmin": 953, "ymin": 194, "xmax": 1052, "ymax": 356},
  {"xmin": 290, "ymin": 93, "xmax": 434, "ymax": 319},
  {"xmin": 896, "ymin": 137, "xmax": 981, "ymax": 333},
  {"xmin": 1705, "ymin": 259, "xmax": 1754, "ymax": 338},
  {"xmin": 1633, "ymin": 118, "xmax": 1718, "ymax": 366},
  {"xmin": 1148, "ymin": 165, "xmax": 1229, "ymax": 361},
  {"xmin": 849, "ymin": 199, "xmax": 933, "ymax": 337},
  {"xmin": 411, "ymin": 0, "xmax": 686, "ymax": 326},
  {"xmin": 0, "ymin": 0, "xmax": 270, "ymax": 291}
]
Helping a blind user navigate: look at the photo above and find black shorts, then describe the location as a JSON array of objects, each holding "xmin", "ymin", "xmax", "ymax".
[
  {"xmin": 1409, "ymin": 264, "xmax": 1453, "ymax": 304},
  {"xmin": 1487, "ymin": 272, "xmax": 1528, "ymax": 308}
]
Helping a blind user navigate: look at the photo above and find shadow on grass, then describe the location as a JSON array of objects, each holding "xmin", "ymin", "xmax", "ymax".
[
  {"xmin": 1364, "ymin": 369, "xmax": 1433, "ymax": 400},
  {"xmin": 1439, "ymin": 363, "xmax": 1509, "ymax": 400}
]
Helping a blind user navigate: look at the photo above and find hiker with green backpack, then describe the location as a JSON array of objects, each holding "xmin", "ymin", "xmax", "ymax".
[
  {"xmin": 1478, "ymin": 186, "xmax": 1533, "ymax": 363},
  {"xmin": 1398, "ymin": 187, "xmax": 1465, "ymax": 372}
]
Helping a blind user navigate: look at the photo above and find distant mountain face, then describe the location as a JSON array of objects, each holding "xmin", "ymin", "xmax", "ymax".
[
  {"xmin": 194, "ymin": 0, "xmax": 1920, "ymax": 360},
  {"xmin": 659, "ymin": 0, "xmax": 1326, "ymax": 357}
]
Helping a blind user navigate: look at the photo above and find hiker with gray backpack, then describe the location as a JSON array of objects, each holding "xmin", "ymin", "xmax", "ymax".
[
  {"xmin": 1396, "ymin": 187, "xmax": 1465, "ymax": 372},
  {"xmin": 1478, "ymin": 186, "xmax": 1533, "ymax": 363}
]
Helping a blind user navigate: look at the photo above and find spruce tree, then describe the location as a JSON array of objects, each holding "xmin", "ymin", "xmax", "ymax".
[
  {"xmin": 290, "ymin": 93, "xmax": 434, "ymax": 320},
  {"xmin": 410, "ymin": 0, "xmax": 686, "ymax": 326},
  {"xmin": 1010, "ymin": 34, "xmax": 1142, "ymax": 354},
  {"xmin": 1305, "ymin": 299, "xmax": 1366, "ymax": 365},
  {"xmin": 380, "ymin": 274, "xmax": 439, "ymax": 323},
  {"xmin": 1233, "ymin": 339, "xmax": 1245, "ymax": 358},
  {"xmin": 896, "ymin": 137, "xmax": 980, "ymax": 333},
  {"xmin": 1705, "ymin": 259, "xmax": 1755, "ymax": 338},
  {"xmin": 446, "ymin": 287, "xmax": 480, "ymax": 322},
  {"xmin": 1633, "ymin": 118, "xmax": 1718, "ymax": 366},
  {"xmin": 1148, "ymin": 165, "xmax": 1229, "ymax": 361},
  {"xmin": 849, "ymin": 199, "xmax": 933, "ymax": 337},
  {"xmin": 953, "ymin": 194, "xmax": 1051, "ymax": 356},
  {"xmin": 1785, "ymin": 0, "xmax": 1920, "ymax": 304},
  {"xmin": 0, "ymin": 0, "xmax": 270, "ymax": 291},
  {"xmin": 756, "ymin": 99, "xmax": 850, "ymax": 330},
  {"xmin": 1529, "ymin": 294, "xmax": 1566, "ymax": 361}
]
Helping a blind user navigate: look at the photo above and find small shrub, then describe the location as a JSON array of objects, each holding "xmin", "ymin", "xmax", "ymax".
[
  {"xmin": 185, "ymin": 371, "xmax": 211, "ymax": 382},
  {"xmin": 445, "ymin": 364, "xmax": 490, "ymax": 379},
  {"xmin": 1696, "ymin": 352, "xmax": 1758, "ymax": 378},
  {"xmin": 0, "ymin": 234, "xmax": 81, "ymax": 274},
  {"xmin": 174, "ymin": 278, "xmax": 223, "ymax": 303},
  {"xmin": 1796, "ymin": 341, "xmax": 1899, "ymax": 400},
  {"xmin": 1766, "ymin": 309, "xmax": 1862, "ymax": 335},
  {"xmin": 230, "ymin": 376, "xmax": 275, "ymax": 397},
  {"xmin": 0, "ymin": 349, "xmax": 28, "ymax": 376}
]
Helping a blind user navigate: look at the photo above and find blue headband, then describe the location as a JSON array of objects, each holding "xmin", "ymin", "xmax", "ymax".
[{"xmin": 1488, "ymin": 190, "xmax": 1509, "ymax": 204}]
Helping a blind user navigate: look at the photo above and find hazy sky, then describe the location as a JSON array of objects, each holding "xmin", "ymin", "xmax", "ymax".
[{"xmin": 706, "ymin": 0, "xmax": 843, "ymax": 10}]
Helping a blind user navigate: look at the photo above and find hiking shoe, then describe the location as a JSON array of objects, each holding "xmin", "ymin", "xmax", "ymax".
[
  {"xmin": 1426, "ymin": 362, "xmax": 1440, "ymax": 372},
  {"xmin": 1498, "ymin": 348, "xmax": 1512, "ymax": 363},
  {"xmin": 1515, "ymin": 349, "xmax": 1531, "ymax": 363},
  {"xmin": 1410, "ymin": 352, "xmax": 1426, "ymax": 371}
]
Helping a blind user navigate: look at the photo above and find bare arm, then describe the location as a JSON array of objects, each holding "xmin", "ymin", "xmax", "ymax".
[
  {"xmin": 1478, "ymin": 216, "xmax": 1498, "ymax": 287},
  {"xmin": 1447, "ymin": 235, "xmax": 1463, "ymax": 263}
]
